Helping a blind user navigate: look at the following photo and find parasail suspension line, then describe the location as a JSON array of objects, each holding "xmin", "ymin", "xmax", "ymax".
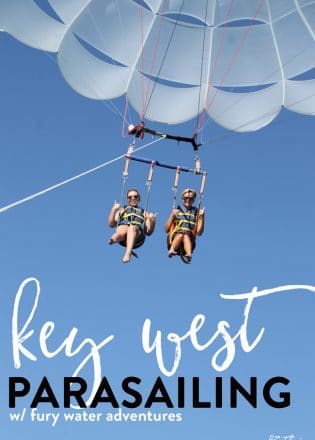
[
  {"xmin": 194, "ymin": 154, "xmax": 202, "ymax": 174},
  {"xmin": 124, "ymin": 154, "xmax": 207, "ymax": 204},
  {"xmin": 198, "ymin": 172, "xmax": 207, "ymax": 208},
  {"xmin": 190, "ymin": 172, "xmax": 207, "ymax": 242},
  {"xmin": 144, "ymin": 160, "xmax": 155, "ymax": 213},
  {"xmin": 120, "ymin": 142, "xmax": 135, "ymax": 206},
  {"xmin": 172, "ymin": 166, "xmax": 181, "ymax": 209},
  {"xmin": 140, "ymin": 0, "xmax": 185, "ymax": 121},
  {"xmin": 196, "ymin": 0, "xmax": 265, "ymax": 134}
]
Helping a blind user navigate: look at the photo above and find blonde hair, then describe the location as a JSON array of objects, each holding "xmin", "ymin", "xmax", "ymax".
[{"xmin": 181, "ymin": 188, "xmax": 196, "ymax": 200}]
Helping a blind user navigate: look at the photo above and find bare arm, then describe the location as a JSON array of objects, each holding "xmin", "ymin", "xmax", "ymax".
[
  {"xmin": 164, "ymin": 209, "xmax": 179, "ymax": 233},
  {"xmin": 108, "ymin": 202, "xmax": 123, "ymax": 228},
  {"xmin": 144, "ymin": 212, "xmax": 157, "ymax": 236},
  {"xmin": 196, "ymin": 209, "xmax": 205, "ymax": 236}
]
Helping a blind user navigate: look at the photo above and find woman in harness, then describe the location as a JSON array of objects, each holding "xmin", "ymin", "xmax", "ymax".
[
  {"xmin": 108, "ymin": 188, "xmax": 156, "ymax": 263},
  {"xmin": 165, "ymin": 188, "xmax": 205, "ymax": 262}
]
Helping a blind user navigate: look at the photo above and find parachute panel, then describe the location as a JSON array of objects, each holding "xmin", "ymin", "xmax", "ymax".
[
  {"xmin": 213, "ymin": 0, "xmax": 269, "ymax": 25},
  {"xmin": 267, "ymin": 0, "xmax": 297, "ymax": 21},
  {"xmin": 210, "ymin": 23, "xmax": 282, "ymax": 87},
  {"xmin": 128, "ymin": 71, "xmax": 203, "ymax": 124},
  {"xmin": 63, "ymin": 0, "xmax": 153, "ymax": 67},
  {"xmin": 0, "ymin": 0, "xmax": 64, "ymax": 51},
  {"xmin": 298, "ymin": 2, "xmax": 315, "ymax": 35},
  {"xmin": 1, "ymin": 0, "xmax": 315, "ymax": 131},
  {"xmin": 285, "ymin": 78, "xmax": 315, "ymax": 114},
  {"xmin": 159, "ymin": 0, "xmax": 215, "ymax": 26},
  {"xmin": 142, "ymin": 0, "xmax": 163, "ymax": 14},
  {"xmin": 58, "ymin": 32, "xmax": 130, "ymax": 100},
  {"xmin": 139, "ymin": 17, "xmax": 210, "ymax": 86},
  {"xmin": 206, "ymin": 83, "xmax": 283, "ymax": 132},
  {"xmin": 47, "ymin": 0, "xmax": 92, "ymax": 24},
  {"xmin": 273, "ymin": 5, "xmax": 315, "ymax": 80}
]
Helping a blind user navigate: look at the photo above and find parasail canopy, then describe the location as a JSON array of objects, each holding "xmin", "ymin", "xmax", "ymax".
[{"xmin": 1, "ymin": 0, "xmax": 315, "ymax": 132}]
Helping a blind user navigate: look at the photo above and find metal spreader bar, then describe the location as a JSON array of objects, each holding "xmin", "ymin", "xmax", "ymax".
[
  {"xmin": 125, "ymin": 155, "xmax": 206, "ymax": 175},
  {"xmin": 128, "ymin": 123, "xmax": 201, "ymax": 151}
]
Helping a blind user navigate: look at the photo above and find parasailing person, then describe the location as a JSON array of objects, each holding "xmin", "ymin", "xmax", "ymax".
[
  {"xmin": 108, "ymin": 188, "xmax": 156, "ymax": 263},
  {"xmin": 165, "ymin": 188, "xmax": 205, "ymax": 263}
]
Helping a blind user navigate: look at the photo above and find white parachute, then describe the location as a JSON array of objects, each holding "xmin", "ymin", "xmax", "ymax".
[{"xmin": 1, "ymin": 0, "xmax": 315, "ymax": 131}]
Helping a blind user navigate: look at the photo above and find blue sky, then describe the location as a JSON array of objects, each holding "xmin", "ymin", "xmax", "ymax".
[{"xmin": 1, "ymin": 27, "xmax": 315, "ymax": 440}]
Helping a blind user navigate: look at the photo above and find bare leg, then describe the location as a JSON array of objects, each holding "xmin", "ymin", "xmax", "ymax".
[
  {"xmin": 123, "ymin": 225, "xmax": 140, "ymax": 263},
  {"xmin": 168, "ymin": 233, "xmax": 184, "ymax": 257},
  {"xmin": 183, "ymin": 234, "xmax": 192, "ymax": 259},
  {"xmin": 109, "ymin": 225, "xmax": 128, "ymax": 244}
]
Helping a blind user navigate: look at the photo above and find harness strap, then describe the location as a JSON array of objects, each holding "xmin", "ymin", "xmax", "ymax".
[
  {"xmin": 119, "ymin": 206, "xmax": 145, "ymax": 228},
  {"xmin": 144, "ymin": 161, "xmax": 155, "ymax": 214},
  {"xmin": 121, "ymin": 212, "xmax": 145, "ymax": 221},
  {"xmin": 172, "ymin": 167, "xmax": 181, "ymax": 209},
  {"xmin": 120, "ymin": 143, "xmax": 135, "ymax": 208},
  {"xmin": 169, "ymin": 207, "xmax": 198, "ymax": 243},
  {"xmin": 191, "ymin": 208, "xmax": 200, "ymax": 237}
]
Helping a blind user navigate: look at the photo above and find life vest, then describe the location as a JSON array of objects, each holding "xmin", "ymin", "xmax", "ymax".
[
  {"xmin": 172, "ymin": 205, "xmax": 198, "ymax": 236},
  {"xmin": 118, "ymin": 205, "xmax": 146, "ymax": 250},
  {"xmin": 118, "ymin": 205, "xmax": 145, "ymax": 230},
  {"xmin": 166, "ymin": 206, "xmax": 198, "ymax": 263},
  {"xmin": 167, "ymin": 205, "xmax": 198, "ymax": 252}
]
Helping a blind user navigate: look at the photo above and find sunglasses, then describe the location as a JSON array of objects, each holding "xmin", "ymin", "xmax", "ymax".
[
  {"xmin": 128, "ymin": 194, "xmax": 139, "ymax": 199},
  {"xmin": 183, "ymin": 196, "xmax": 194, "ymax": 201}
]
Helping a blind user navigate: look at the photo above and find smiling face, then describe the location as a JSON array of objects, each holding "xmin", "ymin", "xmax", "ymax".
[
  {"xmin": 182, "ymin": 190, "xmax": 196, "ymax": 208},
  {"xmin": 127, "ymin": 189, "xmax": 140, "ymax": 207}
]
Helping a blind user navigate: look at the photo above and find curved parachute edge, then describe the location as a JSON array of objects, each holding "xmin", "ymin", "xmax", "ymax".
[
  {"xmin": 0, "ymin": 0, "xmax": 65, "ymax": 52},
  {"xmin": 58, "ymin": 32, "xmax": 130, "ymax": 100},
  {"xmin": 284, "ymin": 78, "xmax": 315, "ymax": 115},
  {"xmin": 206, "ymin": 83, "xmax": 283, "ymax": 132},
  {"xmin": 127, "ymin": 70, "xmax": 203, "ymax": 125},
  {"xmin": 1, "ymin": 0, "xmax": 315, "ymax": 132}
]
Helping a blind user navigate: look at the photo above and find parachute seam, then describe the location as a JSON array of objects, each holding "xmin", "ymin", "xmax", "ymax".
[
  {"xmin": 200, "ymin": 0, "xmax": 217, "ymax": 132},
  {"xmin": 196, "ymin": 0, "xmax": 266, "ymax": 133},
  {"xmin": 85, "ymin": 2, "xmax": 125, "ymax": 68},
  {"xmin": 57, "ymin": 2, "xmax": 129, "ymax": 108},
  {"xmin": 202, "ymin": 89, "xmax": 315, "ymax": 146},
  {"xmin": 55, "ymin": 2, "xmax": 132, "ymax": 125},
  {"xmin": 125, "ymin": 0, "xmax": 165, "ymax": 113},
  {"xmin": 195, "ymin": 0, "xmax": 236, "ymax": 133},
  {"xmin": 156, "ymin": 14, "xmax": 211, "ymax": 30},
  {"xmin": 266, "ymin": 0, "xmax": 285, "ymax": 105},
  {"xmin": 2, "ymin": 2, "xmax": 64, "ymax": 52},
  {"xmin": 272, "ymin": 1, "xmax": 315, "ymax": 24},
  {"xmin": 195, "ymin": 0, "xmax": 210, "ymax": 133},
  {"xmin": 294, "ymin": 0, "xmax": 315, "ymax": 41},
  {"xmin": 142, "ymin": 0, "xmax": 168, "ymax": 120},
  {"xmin": 56, "ymin": 0, "xmax": 94, "ymax": 51},
  {"xmin": 140, "ymin": 2, "xmax": 146, "ymax": 118},
  {"xmin": 39, "ymin": 45, "xmax": 130, "ymax": 124},
  {"xmin": 199, "ymin": 40, "xmax": 315, "ymax": 136},
  {"xmin": 142, "ymin": 0, "xmax": 186, "ymax": 118},
  {"xmin": 114, "ymin": 0, "xmax": 132, "ymax": 125}
]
